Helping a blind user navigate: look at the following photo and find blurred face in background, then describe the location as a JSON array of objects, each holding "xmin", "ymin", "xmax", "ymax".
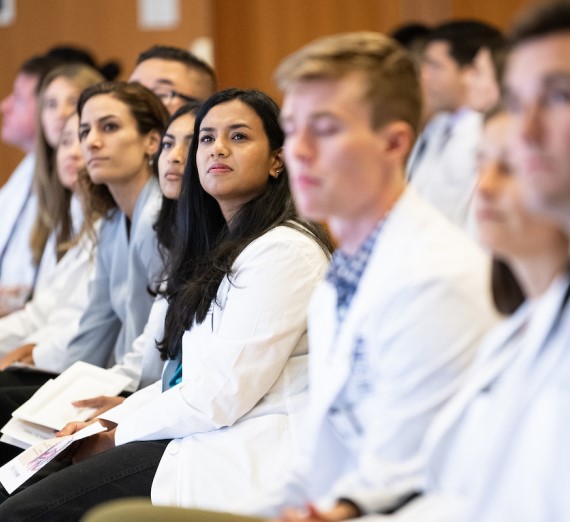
[
  {"xmin": 56, "ymin": 113, "xmax": 84, "ymax": 191},
  {"xmin": 504, "ymin": 33, "xmax": 570, "ymax": 229},
  {"xmin": 475, "ymin": 111, "xmax": 565, "ymax": 262},
  {"xmin": 465, "ymin": 48, "xmax": 500, "ymax": 113},
  {"xmin": 421, "ymin": 41, "xmax": 466, "ymax": 114},
  {"xmin": 41, "ymin": 76, "xmax": 81, "ymax": 148},
  {"xmin": 158, "ymin": 112, "xmax": 196, "ymax": 199},
  {"xmin": 0, "ymin": 72, "xmax": 39, "ymax": 152},
  {"xmin": 130, "ymin": 59, "xmax": 211, "ymax": 114}
]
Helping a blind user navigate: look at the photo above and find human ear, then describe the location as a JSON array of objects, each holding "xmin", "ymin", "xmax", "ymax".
[
  {"xmin": 269, "ymin": 147, "xmax": 285, "ymax": 178},
  {"xmin": 145, "ymin": 129, "xmax": 161, "ymax": 157},
  {"xmin": 382, "ymin": 121, "xmax": 414, "ymax": 159}
]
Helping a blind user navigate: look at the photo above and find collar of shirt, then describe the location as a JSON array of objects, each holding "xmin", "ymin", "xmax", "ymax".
[{"xmin": 325, "ymin": 219, "xmax": 385, "ymax": 321}]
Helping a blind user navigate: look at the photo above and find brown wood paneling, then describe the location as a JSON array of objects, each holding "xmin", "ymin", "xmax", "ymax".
[
  {"xmin": 451, "ymin": 0, "xmax": 539, "ymax": 29},
  {"xmin": 211, "ymin": 0, "xmax": 407, "ymax": 102}
]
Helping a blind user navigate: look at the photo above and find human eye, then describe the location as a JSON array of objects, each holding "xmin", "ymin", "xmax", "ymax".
[
  {"xmin": 311, "ymin": 118, "xmax": 341, "ymax": 136},
  {"xmin": 231, "ymin": 132, "xmax": 248, "ymax": 141},
  {"xmin": 161, "ymin": 138, "xmax": 174, "ymax": 150},
  {"xmin": 78, "ymin": 127, "xmax": 89, "ymax": 141},
  {"xmin": 44, "ymin": 98, "xmax": 57, "ymax": 110},
  {"xmin": 199, "ymin": 134, "xmax": 214, "ymax": 143},
  {"xmin": 544, "ymin": 85, "xmax": 570, "ymax": 106},
  {"xmin": 102, "ymin": 122, "xmax": 119, "ymax": 133}
]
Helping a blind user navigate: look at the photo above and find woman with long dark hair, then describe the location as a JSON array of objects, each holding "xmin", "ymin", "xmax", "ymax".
[{"xmin": 0, "ymin": 89, "xmax": 331, "ymax": 519}]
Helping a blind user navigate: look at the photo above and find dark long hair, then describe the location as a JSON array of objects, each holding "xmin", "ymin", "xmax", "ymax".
[
  {"xmin": 153, "ymin": 101, "xmax": 202, "ymax": 270},
  {"xmin": 158, "ymin": 88, "xmax": 332, "ymax": 360}
]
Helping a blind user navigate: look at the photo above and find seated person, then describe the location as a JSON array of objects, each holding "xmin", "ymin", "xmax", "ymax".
[{"xmin": 0, "ymin": 88, "xmax": 332, "ymax": 520}]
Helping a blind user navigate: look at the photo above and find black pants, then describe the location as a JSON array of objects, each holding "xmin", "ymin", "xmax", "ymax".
[
  {"xmin": 0, "ymin": 439, "xmax": 169, "ymax": 522},
  {"xmin": 0, "ymin": 385, "xmax": 41, "ymax": 465}
]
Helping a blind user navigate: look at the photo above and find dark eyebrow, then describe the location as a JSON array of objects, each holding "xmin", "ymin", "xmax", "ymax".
[
  {"xmin": 154, "ymin": 79, "xmax": 175, "ymax": 87},
  {"xmin": 543, "ymin": 71, "xmax": 570, "ymax": 87},
  {"xmin": 199, "ymin": 123, "xmax": 252, "ymax": 133},
  {"xmin": 79, "ymin": 114, "xmax": 119, "ymax": 128}
]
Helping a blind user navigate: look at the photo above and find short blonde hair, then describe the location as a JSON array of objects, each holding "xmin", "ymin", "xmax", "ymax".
[{"xmin": 275, "ymin": 32, "xmax": 422, "ymax": 134}]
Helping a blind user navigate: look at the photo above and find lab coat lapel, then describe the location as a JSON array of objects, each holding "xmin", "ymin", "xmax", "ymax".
[
  {"xmin": 310, "ymin": 190, "xmax": 411, "ymax": 423},
  {"xmin": 424, "ymin": 303, "xmax": 531, "ymax": 460}
]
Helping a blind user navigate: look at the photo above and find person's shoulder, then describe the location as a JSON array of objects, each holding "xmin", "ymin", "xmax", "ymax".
[
  {"xmin": 389, "ymin": 188, "xmax": 488, "ymax": 273},
  {"xmin": 239, "ymin": 223, "xmax": 328, "ymax": 266}
]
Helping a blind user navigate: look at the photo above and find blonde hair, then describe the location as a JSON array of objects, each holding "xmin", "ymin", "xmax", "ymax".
[
  {"xmin": 275, "ymin": 32, "xmax": 422, "ymax": 134},
  {"xmin": 31, "ymin": 64, "xmax": 104, "ymax": 264}
]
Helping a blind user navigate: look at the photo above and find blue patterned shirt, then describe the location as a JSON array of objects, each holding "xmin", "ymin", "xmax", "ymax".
[{"xmin": 325, "ymin": 220, "xmax": 384, "ymax": 325}]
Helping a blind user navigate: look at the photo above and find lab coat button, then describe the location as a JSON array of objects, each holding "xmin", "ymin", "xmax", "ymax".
[{"xmin": 167, "ymin": 442, "xmax": 180, "ymax": 455}]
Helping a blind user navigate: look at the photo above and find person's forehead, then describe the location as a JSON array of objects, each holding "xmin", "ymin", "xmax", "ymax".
[
  {"xmin": 506, "ymin": 33, "xmax": 570, "ymax": 85},
  {"xmin": 282, "ymin": 74, "xmax": 368, "ymax": 117},
  {"xmin": 130, "ymin": 58, "xmax": 189, "ymax": 86},
  {"xmin": 424, "ymin": 40, "xmax": 451, "ymax": 59},
  {"xmin": 14, "ymin": 72, "xmax": 39, "ymax": 94}
]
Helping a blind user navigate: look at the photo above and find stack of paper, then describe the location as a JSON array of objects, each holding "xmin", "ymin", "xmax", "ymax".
[{"xmin": 0, "ymin": 361, "xmax": 132, "ymax": 449}]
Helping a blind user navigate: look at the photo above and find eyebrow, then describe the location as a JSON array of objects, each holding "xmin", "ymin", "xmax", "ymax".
[
  {"xmin": 280, "ymin": 111, "xmax": 339, "ymax": 126},
  {"xmin": 199, "ymin": 122, "xmax": 252, "ymax": 133},
  {"xmin": 154, "ymin": 79, "xmax": 175, "ymax": 87},
  {"xmin": 543, "ymin": 71, "xmax": 570, "ymax": 86},
  {"xmin": 163, "ymin": 131, "xmax": 194, "ymax": 140},
  {"xmin": 79, "ymin": 114, "xmax": 120, "ymax": 128}
]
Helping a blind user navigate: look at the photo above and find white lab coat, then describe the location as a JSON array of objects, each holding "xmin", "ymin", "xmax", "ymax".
[
  {"xmin": 33, "ymin": 194, "xmax": 84, "ymax": 294},
  {"xmin": 60, "ymin": 177, "xmax": 163, "ymax": 378},
  {"xmin": 362, "ymin": 273, "xmax": 570, "ymax": 522},
  {"xmin": 0, "ymin": 154, "xmax": 37, "ymax": 288},
  {"xmin": 240, "ymin": 187, "xmax": 497, "ymax": 517},
  {"xmin": 102, "ymin": 225, "xmax": 330, "ymax": 510},
  {"xmin": 0, "ymin": 223, "xmax": 96, "ymax": 372},
  {"xmin": 408, "ymin": 110, "xmax": 482, "ymax": 231},
  {"xmin": 108, "ymin": 295, "xmax": 166, "ymax": 392}
]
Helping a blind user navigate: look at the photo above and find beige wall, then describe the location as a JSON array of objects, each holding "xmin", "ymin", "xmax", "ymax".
[{"xmin": 0, "ymin": 0, "xmax": 536, "ymax": 186}]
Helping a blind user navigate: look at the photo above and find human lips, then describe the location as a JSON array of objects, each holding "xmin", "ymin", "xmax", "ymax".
[
  {"xmin": 208, "ymin": 162, "xmax": 233, "ymax": 174},
  {"xmin": 87, "ymin": 156, "xmax": 108, "ymax": 167},
  {"xmin": 292, "ymin": 174, "xmax": 322, "ymax": 190},
  {"xmin": 164, "ymin": 169, "xmax": 183, "ymax": 181}
]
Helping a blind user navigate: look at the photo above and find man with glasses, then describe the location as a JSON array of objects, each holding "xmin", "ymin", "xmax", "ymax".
[{"xmin": 129, "ymin": 45, "xmax": 216, "ymax": 114}]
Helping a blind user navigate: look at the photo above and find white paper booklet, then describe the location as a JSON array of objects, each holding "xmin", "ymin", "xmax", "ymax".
[
  {"xmin": 0, "ymin": 361, "xmax": 131, "ymax": 448},
  {"xmin": 0, "ymin": 422, "xmax": 106, "ymax": 494}
]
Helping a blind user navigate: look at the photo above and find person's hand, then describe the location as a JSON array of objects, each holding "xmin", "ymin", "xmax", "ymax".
[
  {"xmin": 55, "ymin": 419, "xmax": 118, "ymax": 463},
  {"xmin": 0, "ymin": 285, "xmax": 31, "ymax": 317},
  {"xmin": 278, "ymin": 502, "xmax": 359, "ymax": 522},
  {"xmin": 0, "ymin": 344, "xmax": 35, "ymax": 370},
  {"xmin": 72, "ymin": 395, "xmax": 125, "ymax": 419},
  {"xmin": 71, "ymin": 428, "xmax": 116, "ymax": 463}
]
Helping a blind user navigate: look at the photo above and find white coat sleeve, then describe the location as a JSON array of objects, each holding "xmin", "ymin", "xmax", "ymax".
[
  {"xmin": 107, "ymin": 297, "xmax": 167, "ymax": 392},
  {"xmin": 114, "ymin": 230, "xmax": 327, "ymax": 445}
]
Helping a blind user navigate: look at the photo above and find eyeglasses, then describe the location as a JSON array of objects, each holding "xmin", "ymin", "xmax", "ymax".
[{"xmin": 153, "ymin": 88, "xmax": 198, "ymax": 106}]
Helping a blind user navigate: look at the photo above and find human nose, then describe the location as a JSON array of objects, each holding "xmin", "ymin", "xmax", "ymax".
[
  {"xmin": 209, "ymin": 136, "xmax": 229, "ymax": 157},
  {"xmin": 285, "ymin": 127, "xmax": 314, "ymax": 163},
  {"xmin": 84, "ymin": 129, "xmax": 102, "ymax": 150},
  {"xmin": 168, "ymin": 142, "xmax": 185, "ymax": 164},
  {"xmin": 519, "ymin": 103, "xmax": 543, "ymax": 145},
  {"xmin": 476, "ymin": 162, "xmax": 500, "ymax": 199}
]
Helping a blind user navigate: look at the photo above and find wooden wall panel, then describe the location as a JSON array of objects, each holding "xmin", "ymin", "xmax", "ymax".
[
  {"xmin": 451, "ymin": 0, "xmax": 539, "ymax": 29},
  {"xmin": 0, "ymin": 0, "xmax": 543, "ymax": 189},
  {"xmin": 0, "ymin": 0, "xmax": 211, "ymax": 186},
  {"xmin": 211, "ymin": 0, "xmax": 410, "ymax": 102}
]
